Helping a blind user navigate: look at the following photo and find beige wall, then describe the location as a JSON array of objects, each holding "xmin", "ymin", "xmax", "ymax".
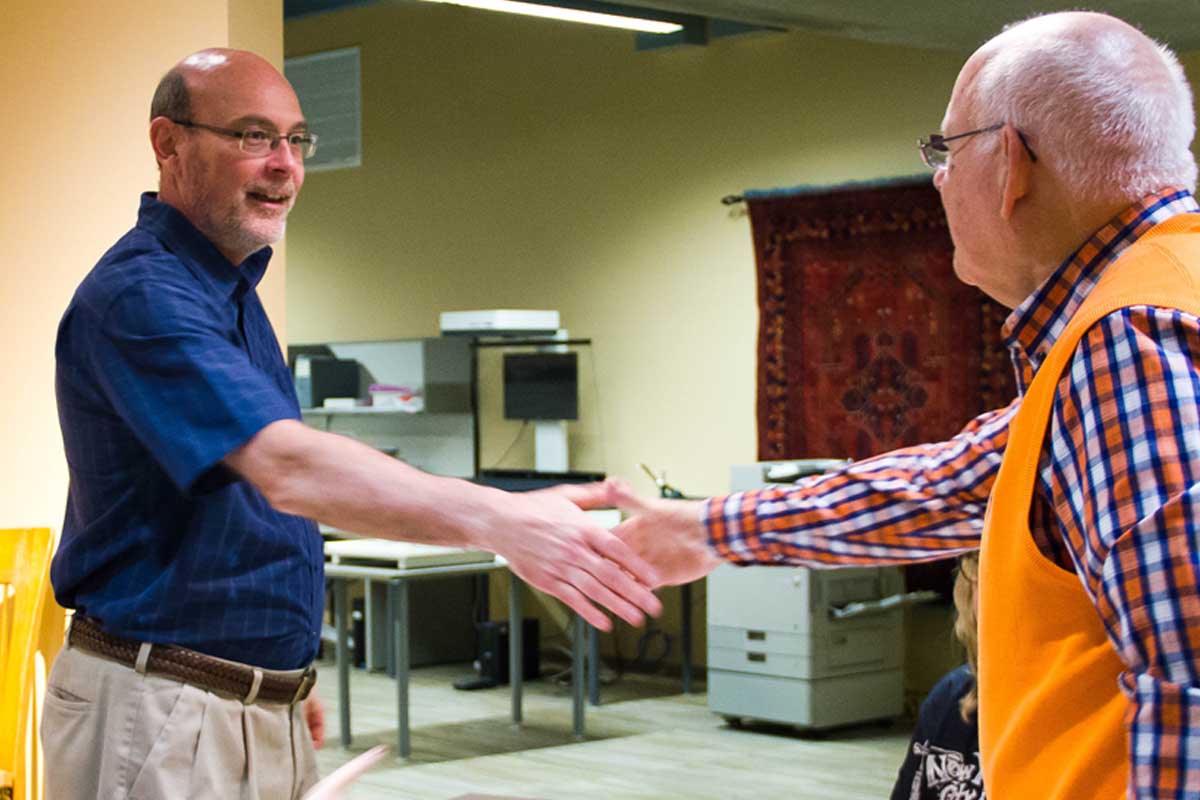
[
  {"xmin": 1, "ymin": 0, "xmax": 283, "ymax": 528},
  {"xmin": 230, "ymin": 0, "xmax": 290, "ymax": 342},
  {"xmin": 284, "ymin": 4, "xmax": 966, "ymax": 496},
  {"xmin": 284, "ymin": 7, "xmax": 1200, "ymax": 668},
  {"xmin": 283, "ymin": 4, "xmax": 967, "ymax": 667},
  {"xmin": 284, "ymin": 13, "xmax": 1200, "ymax": 502}
]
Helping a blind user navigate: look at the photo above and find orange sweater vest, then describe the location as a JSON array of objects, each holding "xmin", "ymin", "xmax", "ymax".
[{"xmin": 978, "ymin": 214, "xmax": 1200, "ymax": 799}]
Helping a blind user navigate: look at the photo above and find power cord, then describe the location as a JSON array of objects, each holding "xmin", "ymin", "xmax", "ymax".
[{"xmin": 487, "ymin": 420, "xmax": 530, "ymax": 469}]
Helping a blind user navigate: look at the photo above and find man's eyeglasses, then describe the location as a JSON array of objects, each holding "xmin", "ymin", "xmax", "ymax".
[
  {"xmin": 918, "ymin": 122, "xmax": 1037, "ymax": 170},
  {"xmin": 171, "ymin": 119, "xmax": 319, "ymax": 160}
]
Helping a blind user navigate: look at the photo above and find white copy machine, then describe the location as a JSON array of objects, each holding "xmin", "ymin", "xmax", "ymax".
[{"xmin": 707, "ymin": 460, "xmax": 934, "ymax": 730}]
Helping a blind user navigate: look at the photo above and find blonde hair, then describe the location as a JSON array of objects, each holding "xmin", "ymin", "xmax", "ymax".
[{"xmin": 953, "ymin": 551, "xmax": 980, "ymax": 721}]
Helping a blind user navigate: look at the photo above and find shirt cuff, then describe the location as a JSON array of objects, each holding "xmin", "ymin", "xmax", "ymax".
[{"xmin": 705, "ymin": 490, "xmax": 768, "ymax": 565}]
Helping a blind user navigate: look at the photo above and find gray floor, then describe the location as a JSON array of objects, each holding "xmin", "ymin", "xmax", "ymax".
[{"xmin": 312, "ymin": 659, "xmax": 914, "ymax": 799}]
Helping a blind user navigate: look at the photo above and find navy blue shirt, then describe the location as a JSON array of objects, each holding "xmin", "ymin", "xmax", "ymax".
[
  {"xmin": 53, "ymin": 193, "xmax": 323, "ymax": 670},
  {"xmin": 891, "ymin": 665, "xmax": 985, "ymax": 800}
]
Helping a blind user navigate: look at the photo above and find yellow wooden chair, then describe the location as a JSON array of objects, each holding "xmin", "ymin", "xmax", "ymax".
[{"xmin": 0, "ymin": 528, "xmax": 65, "ymax": 800}]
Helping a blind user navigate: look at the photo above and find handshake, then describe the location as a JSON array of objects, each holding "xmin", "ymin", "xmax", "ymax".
[{"xmin": 484, "ymin": 477, "xmax": 723, "ymax": 633}]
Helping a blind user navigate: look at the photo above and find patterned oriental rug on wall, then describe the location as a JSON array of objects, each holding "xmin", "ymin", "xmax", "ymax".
[{"xmin": 746, "ymin": 177, "xmax": 1016, "ymax": 591}]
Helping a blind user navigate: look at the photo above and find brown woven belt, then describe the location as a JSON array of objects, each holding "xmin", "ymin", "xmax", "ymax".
[{"xmin": 68, "ymin": 617, "xmax": 316, "ymax": 705}]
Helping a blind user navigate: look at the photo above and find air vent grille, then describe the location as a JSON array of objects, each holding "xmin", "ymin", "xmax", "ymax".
[{"xmin": 284, "ymin": 46, "xmax": 362, "ymax": 172}]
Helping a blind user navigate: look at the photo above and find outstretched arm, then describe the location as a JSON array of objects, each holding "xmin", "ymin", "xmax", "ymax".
[
  {"xmin": 225, "ymin": 419, "xmax": 661, "ymax": 631},
  {"xmin": 611, "ymin": 400, "xmax": 1015, "ymax": 586}
]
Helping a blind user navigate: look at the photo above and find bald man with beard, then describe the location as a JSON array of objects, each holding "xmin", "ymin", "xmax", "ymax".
[
  {"xmin": 45, "ymin": 49, "xmax": 661, "ymax": 799},
  {"xmin": 609, "ymin": 12, "xmax": 1200, "ymax": 798}
]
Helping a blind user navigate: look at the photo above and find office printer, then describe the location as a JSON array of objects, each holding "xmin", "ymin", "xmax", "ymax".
[{"xmin": 707, "ymin": 460, "xmax": 927, "ymax": 730}]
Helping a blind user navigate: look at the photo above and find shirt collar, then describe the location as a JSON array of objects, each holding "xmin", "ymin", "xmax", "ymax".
[
  {"xmin": 1002, "ymin": 188, "xmax": 1199, "ymax": 388},
  {"xmin": 135, "ymin": 192, "xmax": 272, "ymax": 300}
]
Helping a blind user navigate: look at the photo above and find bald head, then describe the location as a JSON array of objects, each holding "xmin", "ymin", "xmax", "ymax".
[
  {"xmin": 148, "ymin": 48, "xmax": 307, "ymax": 265},
  {"xmin": 151, "ymin": 49, "xmax": 297, "ymax": 125},
  {"xmin": 957, "ymin": 11, "xmax": 1196, "ymax": 202}
]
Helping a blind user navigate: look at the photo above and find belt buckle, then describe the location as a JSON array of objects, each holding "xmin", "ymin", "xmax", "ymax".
[{"xmin": 292, "ymin": 665, "xmax": 317, "ymax": 705}]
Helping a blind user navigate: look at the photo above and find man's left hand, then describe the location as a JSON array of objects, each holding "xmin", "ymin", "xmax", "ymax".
[
  {"xmin": 304, "ymin": 694, "xmax": 326, "ymax": 749},
  {"xmin": 606, "ymin": 480, "xmax": 722, "ymax": 586}
]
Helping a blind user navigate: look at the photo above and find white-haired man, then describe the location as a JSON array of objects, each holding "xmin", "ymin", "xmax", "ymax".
[{"xmin": 611, "ymin": 12, "xmax": 1200, "ymax": 798}]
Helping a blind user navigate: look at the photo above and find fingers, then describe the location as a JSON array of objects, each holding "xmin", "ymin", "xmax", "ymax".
[
  {"xmin": 495, "ymin": 485, "xmax": 665, "ymax": 629},
  {"xmin": 305, "ymin": 695, "xmax": 326, "ymax": 749},
  {"xmin": 515, "ymin": 536, "xmax": 660, "ymax": 627},
  {"xmin": 542, "ymin": 578, "xmax": 612, "ymax": 631},
  {"xmin": 570, "ymin": 551, "xmax": 658, "ymax": 624},
  {"xmin": 539, "ymin": 480, "xmax": 614, "ymax": 511},
  {"xmin": 604, "ymin": 479, "xmax": 652, "ymax": 514},
  {"xmin": 567, "ymin": 569, "xmax": 643, "ymax": 628},
  {"xmin": 547, "ymin": 477, "xmax": 649, "ymax": 514},
  {"xmin": 588, "ymin": 526, "xmax": 664, "ymax": 594},
  {"xmin": 542, "ymin": 480, "xmax": 664, "ymax": 589}
]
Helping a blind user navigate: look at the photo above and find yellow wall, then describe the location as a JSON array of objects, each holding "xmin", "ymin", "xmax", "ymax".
[
  {"xmin": 284, "ymin": 6, "xmax": 1200, "ymax": 670},
  {"xmin": 230, "ymin": 1, "xmax": 290, "ymax": 342},
  {"xmin": 283, "ymin": 3, "xmax": 968, "ymax": 668},
  {"xmin": 284, "ymin": 3, "xmax": 966, "ymax": 494},
  {"xmin": 1, "ymin": 0, "xmax": 284, "ymax": 528}
]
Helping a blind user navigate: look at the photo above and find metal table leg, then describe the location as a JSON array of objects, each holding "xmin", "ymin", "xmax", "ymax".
[
  {"xmin": 573, "ymin": 615, "xmax": 586, "ymax": 739},
  {"xmin": 587, "ymin": 624, "xmax": 600, "ymax": 705},
  {"xmin": 391, "ymin": 578, "xmax": 411, "ymax": 758},
  {"xmin": 681, "ymin": 582, "xmax": 693, "ymax": 694},
  {"xmin": 334, "ymin": 577, "xmax": 351, "ymax": 748},
  {"xmin": 509, "ymin": 574, "xmax": 523, "ymax": 724}
]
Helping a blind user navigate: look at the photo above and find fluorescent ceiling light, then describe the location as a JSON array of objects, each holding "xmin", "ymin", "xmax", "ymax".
[{"xmin": 418, "ymin": 0, "xmax": 684, "ymax": 34}]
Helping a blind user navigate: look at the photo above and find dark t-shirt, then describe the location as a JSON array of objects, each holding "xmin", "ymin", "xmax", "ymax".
[{"xmin": 891, "ymin": 665, "xmax": 985, "ymax": 800}]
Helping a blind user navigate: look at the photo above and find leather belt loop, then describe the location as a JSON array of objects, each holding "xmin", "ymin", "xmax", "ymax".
[
  {"xmin": 244, "ymin": 669, "xmax": 264, "ymax": 705},
  {"xmin": 292, "ymin": 666, "xmax": 316, "ymax": 706},
  {"xmin": 134, "ymin": 642, "xmax": 153, "ymax": 675}
]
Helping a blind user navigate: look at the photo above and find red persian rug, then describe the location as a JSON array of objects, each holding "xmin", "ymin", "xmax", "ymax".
[{"xmin": 748, "ymin": 178, "xmax": 1015, "ymax": 589}]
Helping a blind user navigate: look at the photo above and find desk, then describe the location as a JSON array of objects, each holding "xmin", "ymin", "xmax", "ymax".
[{"xmin": 325, "ymin": 558, "xmax": 589, "ymax": 758}]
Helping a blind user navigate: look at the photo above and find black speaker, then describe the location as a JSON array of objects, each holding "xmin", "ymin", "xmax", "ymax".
[
  {"xmin": 471, "ymin": 618, "xmax": 540, "ymax": 686},
  {"xmin": 309, "ymin": 357, "xmax": 361, "ymax": 406}
]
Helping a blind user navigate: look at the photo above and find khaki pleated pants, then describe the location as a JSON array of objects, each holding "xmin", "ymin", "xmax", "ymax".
[{"xmin": 40, "ymin": 644, "xmax": 320, "ymax": 799}]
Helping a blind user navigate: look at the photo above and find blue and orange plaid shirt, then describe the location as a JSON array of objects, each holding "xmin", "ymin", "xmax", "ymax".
[{"xmin": 706, "ymin": 188, "xmax": 1200, "ymax": 796}]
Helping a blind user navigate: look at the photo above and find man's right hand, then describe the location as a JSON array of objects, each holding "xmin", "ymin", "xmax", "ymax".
[{"xmin": 479, "ymin": 481, "xmax": 663, "ymax": 631}]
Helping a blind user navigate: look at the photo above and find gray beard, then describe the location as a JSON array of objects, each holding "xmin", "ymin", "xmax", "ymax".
[{"xmin": 215, "ymin": 210, "xmax": 286, "ymax": 263}]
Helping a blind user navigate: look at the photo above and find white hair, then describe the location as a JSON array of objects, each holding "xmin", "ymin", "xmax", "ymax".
[{"xmin": 970, "ymin": 13, "xmax": 1197, "ymax": 202}]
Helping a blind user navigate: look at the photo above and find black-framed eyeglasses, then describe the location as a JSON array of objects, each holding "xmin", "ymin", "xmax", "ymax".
[
  {"xmin": 171, "ymin": 119, "xmax": 319, "ymax": 160},
  {"xmin": 918, "ymin": 122, "xmax": 1037, "ymax": 170}
]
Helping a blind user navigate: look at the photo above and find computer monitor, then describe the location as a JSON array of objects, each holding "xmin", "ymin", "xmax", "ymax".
[{"xmin": 503, "ymin": 352, "xmax": 578, "ymax": 421}]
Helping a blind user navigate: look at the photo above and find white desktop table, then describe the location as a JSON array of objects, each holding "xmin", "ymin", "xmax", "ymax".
[{"xmin": 323, "ymin": 540, "xmax": 589, "ymax": 758}]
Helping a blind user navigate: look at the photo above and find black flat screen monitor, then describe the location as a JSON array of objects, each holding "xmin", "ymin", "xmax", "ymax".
[{"xmin": 503, "ymin": 352, "xmax": 578, "ymax": 421}]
